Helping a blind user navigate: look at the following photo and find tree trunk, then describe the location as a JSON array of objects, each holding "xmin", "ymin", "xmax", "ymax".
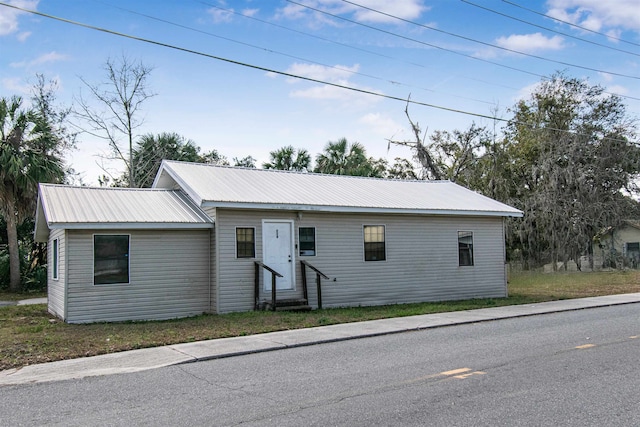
[{"xmin": 5, "ymin": 190, "xmax": 21, "ymax": 291}]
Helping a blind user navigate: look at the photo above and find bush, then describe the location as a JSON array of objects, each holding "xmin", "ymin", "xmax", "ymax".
[{"xmin": 0, "ymin": 245, "xmax": 48, "ymax": 293}]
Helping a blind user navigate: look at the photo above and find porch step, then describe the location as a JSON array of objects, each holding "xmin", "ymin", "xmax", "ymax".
[
  {"xmin": 263, "ymin": 298, "xmax": 311, "ymax": 311},
  {"xmin": 275, "ymin": 304, "xmax": 312, "ymax": 312}
]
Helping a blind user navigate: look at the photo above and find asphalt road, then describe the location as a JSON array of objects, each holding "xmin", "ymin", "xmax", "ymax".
[{"xmin": 2, "ymin": 304, "xmax": 639, "ymax": 426}]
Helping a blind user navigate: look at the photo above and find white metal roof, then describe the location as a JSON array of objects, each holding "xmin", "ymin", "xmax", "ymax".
[
  {"xmin": 35, "ymin": 184, "xmax": 213, "ymax": 241},
  {"xmin": 153, "ymin": 160, "xmax": 523, "ymax": 217}
]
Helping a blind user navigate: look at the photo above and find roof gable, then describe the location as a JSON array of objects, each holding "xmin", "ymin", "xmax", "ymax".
[{"xmin": 154, "ymin": 160, "xmax": 523, "ymax": 217}]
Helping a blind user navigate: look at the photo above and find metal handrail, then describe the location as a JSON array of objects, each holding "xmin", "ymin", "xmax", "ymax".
[
  {"xmin": 300, "ymin": 260, "xmax": 330, "ymax": 309},
  {"xmin": 254, "ymin": 261, "xmax": 283, "ymax": 311}
]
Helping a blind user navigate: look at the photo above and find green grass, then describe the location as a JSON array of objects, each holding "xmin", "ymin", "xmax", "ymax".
[{"xmin": 1, "ymin": 270, "xmax": 639, "ymax": 371}]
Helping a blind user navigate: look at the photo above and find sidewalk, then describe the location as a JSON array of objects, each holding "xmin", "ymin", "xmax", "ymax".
[{"xmin": 1, "ymin": 293, "xmax": 639, "ymax": 386}]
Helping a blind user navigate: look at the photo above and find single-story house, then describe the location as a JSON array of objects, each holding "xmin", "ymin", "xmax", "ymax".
[
  {"xmin": 35, "ymin": 160, "xmax": 523, "ymax": 323},
  {"xmin": 595, "ymin": 220, "xmax": 640, "ymax": 268}
]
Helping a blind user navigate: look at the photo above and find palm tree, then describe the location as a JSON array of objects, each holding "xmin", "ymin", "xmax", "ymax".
[
  {"xmin": 314, "ymin": 138, "xmax": 377, "ymax": 176},
  {"xmin": 1, "ymin": 96, "xmax": 65, "ymax": 290},
  {"xmin": 128, "ymin": 133, "xmax": 202, "ymax": 188},
  {"xmin": 262, "ymin": 145, "xmax": 311, "ymax": 171}
]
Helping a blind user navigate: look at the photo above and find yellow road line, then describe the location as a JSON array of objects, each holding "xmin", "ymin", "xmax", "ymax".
[
  {"xmin": 575, "ymin": 343, "xmax": 596, "ymax": 349},
  {"xmin": 440, "ymin": 368, "xmax": 472, "ymax": 376}
]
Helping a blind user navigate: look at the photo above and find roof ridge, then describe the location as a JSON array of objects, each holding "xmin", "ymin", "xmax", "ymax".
[
  {"xmin": 39, "ymin": 183, "xmax": 181, "ymax": 192},
  {"xmin": 163, "ymin": 160, "xmax": 450, "ymax": 184}
]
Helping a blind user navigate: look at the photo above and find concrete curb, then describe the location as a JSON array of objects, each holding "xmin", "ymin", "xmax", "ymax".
[{"xmin": 1, "ymin": 293, "xmax": 639, "ymax": 386}]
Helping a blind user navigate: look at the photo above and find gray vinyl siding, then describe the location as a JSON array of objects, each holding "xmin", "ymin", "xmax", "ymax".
[
  {"xmin": 202, "ymin": 206, "xmax": 217, "ymax": 313},
  {"xmin": 47, "ymin": 229, "xmax": 66, "ymax": 320},
  {"xmin": 65, "ymin": 229, "xmax": 210, "ymax": 323},
  {"xmin": 215, "ymin": 209, "xmax": 507, "ymax": 313}
]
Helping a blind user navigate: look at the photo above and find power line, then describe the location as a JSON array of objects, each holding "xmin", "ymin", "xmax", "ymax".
[
  {"xmin": 96, "ymin": 1, "xmax": 498, "ymax": 108},
  {"xmin": 461, "ymin": 0, "xmax": 640, "ymax": 58},
  {"xmin": 0, "ymin": 2, "xmax": 634, "ymax": 145},
  {"xmin": 197, "ymin": 1, "xmax": 531, "ymax": 101},
  {"xmin": 201, "ymin": 0, "xmax": 639, "ymax": 103},
  {"xmin": 0, "ymin": 1, "xmax": 505, "ymax": 122},
  {"xmin": 333, "ymin": 0, "xmax": 639, "ymax": 80},
  {"xmin": 502, "ymin": 0, "xmax": 640, "ymax": 48},
  {"xmin": 286, "ymin": 0, "xmax": 542, "ymax": 79}
]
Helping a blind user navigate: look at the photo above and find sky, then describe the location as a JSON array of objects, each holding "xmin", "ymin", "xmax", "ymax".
[{"xmin": 1, "ymin": 0, "xmax": 639, "ymax": 185}]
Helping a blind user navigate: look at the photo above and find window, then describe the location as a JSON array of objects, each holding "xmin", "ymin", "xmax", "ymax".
[
  {"xmin": 52, "ymin": 238, "xmax": 59, "ymax": 280},
  {"xmin": 458, "ymin": 231, "xmax": 474, "ymax": 266},
  {"xmin": 236, "ymin": 227, "xmax": 255, "ymax": 258},
  {"xmin": 299, "ymin": 227, "xmax": 316, "ymax": 256},
  {"xmin": 94, "ymin": 235, "xmax": 129, "ymax": 285},
  {"xmin": 626, "ymin": 242, "xmax": 640, "ymax": 253},
  {"xmin": 364, "ymin": 225, "xmax": 385, "ymax": 261}
]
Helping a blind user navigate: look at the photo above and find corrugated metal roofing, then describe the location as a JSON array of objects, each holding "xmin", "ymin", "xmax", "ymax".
[
  {"xmin": 38, "ymin": 184, "xmax": 214, "ymax": 227},
  {"xmin": 154, "ymin": 160, "xmax": 523, "ymax": 217}
]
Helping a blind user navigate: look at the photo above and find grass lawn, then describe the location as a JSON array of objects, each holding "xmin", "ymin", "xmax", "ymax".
[{"xmin": 2, "ymin": 270, "xmax": 640, "ymax": 371}]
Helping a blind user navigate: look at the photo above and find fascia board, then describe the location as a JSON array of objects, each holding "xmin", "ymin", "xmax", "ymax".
[
  {"xmin": 202, "ymin": 201, "xmax": 524, "ymax": 218},
  {"xmin": 153, "ymin": 162, "xmax": 204, "ymax": 206},
  {"xmin": 48, "ymin": 222, "xmax": 214, "ymax": 230}
]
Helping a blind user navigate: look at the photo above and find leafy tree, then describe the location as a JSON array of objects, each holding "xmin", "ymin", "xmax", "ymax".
[
  {"xmin": 387, "ymin": 157, "xmax": 419, "ymax": 180},
  {"xmin": 429, "ymin": 123, "xmax": 489, "ymax": 186},
  {"xmin": 76, "ymin": 55, "xmax": 155, "ymax": 187},
  {"xmin": 263, "ymin": 145, "xmax": 311, "ymax": 171},
  {"xmin": 233, "ymin": 155, "xmax": 256, "ymax": 168},
  {"xmin": 314, "ymin": 138, "xmax": 383, "ymax": 177},
  {"xmin": 116, "ymin": 132, "xmax": 228, "ymax": 188},
  {"xmin": 0, "ymin": 78, "xmax": 71, "ymax": 290},
  {"xmin": 491, "ymin": 73, "xmax": 640, "ymax": 268}
]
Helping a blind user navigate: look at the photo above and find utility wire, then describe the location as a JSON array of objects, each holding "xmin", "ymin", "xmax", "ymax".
[
  {"xmin": 287, "ymin": 0, "xmax": 542, "ymax": 79},
  {"xmin": 461, "ymin": 0, "xmax": 640, "ymax": 58},
  {"xmin": 198, "ymin": 1, "xmax": 529, "ymax": 99},
  {"xmin": 202, "ymin": 0, "xmax": 638, "ymax": 103},
  {"xmin": 96, "ymin": 1, "xmax": 497, "ymax": 107},
  {"xmin": 0, "ymin": 1, "xmax": 506, "ymax": 122},
  {"xmin": 333, "ymin": 0, "xmax": 639, "ymax": 80},
  {"xmin": 502, "ymin": 0, "xmax": 640, "ymax": 48},
  {"xmin": 0, "ymin": 2, "xmax": 634, "ymax": 145}
]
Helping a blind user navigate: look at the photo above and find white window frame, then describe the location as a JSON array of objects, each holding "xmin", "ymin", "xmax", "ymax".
[{"xmin": 52, "ymin": 238, "xmax": 59, "ymax": 281}]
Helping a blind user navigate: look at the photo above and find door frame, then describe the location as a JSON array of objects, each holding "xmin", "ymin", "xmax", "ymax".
[{"xmin": 261, "ymin": 219, "xmax": 296, "ymax": 291}]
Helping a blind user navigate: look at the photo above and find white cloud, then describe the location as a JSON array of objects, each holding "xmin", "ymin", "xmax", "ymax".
[
  {"xmin": 277, "ymin": 0, "xmax": 428, "ymax": 26},
  {"xmin": 286, "ymin": 62, "xmax": 360, "ymax": 83},
  {"xmin": 605, "ymin": 85, "xmax": 628, "ymax": 96},
  {"xmin": 358, "ymin": 112, "xmax": 402, "ymax": 138},
  {"xmin": 16, "ymin": 30, "xmax": 30, "ymax": 41},
  {"xmin": 547, "ymin": 0, "xmax": 640, "ymax": 34},
  {"xmin": 9, "ymin": 51, "xmax": 67, "ymax": 68},
  {"xmin": 242, "ymin": 8, "xmax": 259, "ymax": 18},
  {"xmin": 495, "ymin": 33, "xmax": 566, "ymax": 54},
  {"xmin": 207, "ymin": 7, "xmax": 233, "ymax": 23},
  {"xmin": 0, "ymin": 0, "xmax": 38, "ymax": 36},
  {"xmin": 2, "ymin": 77, "xmax": 30, "ymax": 94},
  {"xmin": 598, "ymin": 72, "xmax": 613, "ymax": 82},
  {"xmin": 285, "ymin": 62, "xmax": 381, "ymax": 106}
]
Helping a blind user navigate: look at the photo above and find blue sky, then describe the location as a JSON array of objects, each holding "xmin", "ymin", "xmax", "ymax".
[{"xmin": 1, "ymin": 0, "xmax": 639, "ymax": 184}]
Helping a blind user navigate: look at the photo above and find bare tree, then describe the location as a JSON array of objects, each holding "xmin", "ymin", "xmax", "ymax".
[
  {"xmin": 75, "ymin": 55, "xmax": 155, "ymax": 187},
  {"xmin": 387, "ymin": 98, "xmax": 443, "ymax": 180}
]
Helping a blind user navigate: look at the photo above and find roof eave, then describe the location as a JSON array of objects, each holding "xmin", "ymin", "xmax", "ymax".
[
  {"xmin": 48, "ymin": 222, "xmax": 214, "ymax": 230},
  {"xmin": 202, "ymin": 201, "xmax": 523, "ymax": 217}
]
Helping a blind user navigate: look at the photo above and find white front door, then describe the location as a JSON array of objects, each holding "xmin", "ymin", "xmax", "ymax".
[{"xmin": 262, "ymin": 220, "xmax": 295, "ymax": 291}]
